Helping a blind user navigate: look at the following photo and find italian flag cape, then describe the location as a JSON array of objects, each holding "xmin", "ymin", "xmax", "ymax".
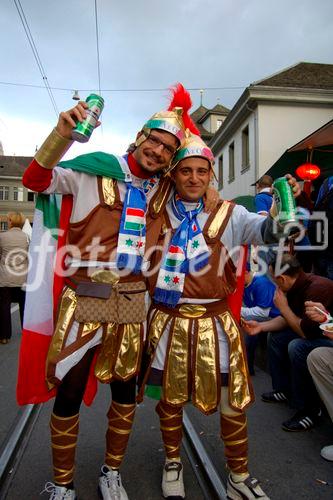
[
  {"xmin": 17, "ymin": 152, "xmax": 129, "ymax": 406},
  {"xmin": 227, "ymin": 245, "xmax": 248, "ymax": 319}
]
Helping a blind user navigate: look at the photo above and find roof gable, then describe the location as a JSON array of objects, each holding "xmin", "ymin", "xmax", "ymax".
[
  {"xmin": 253, "ymin": 62, "xmax": 333, "ymax": 90},
  {"xmin": 207, "ymin": 103, "xmax": 230, "ymax": 115},
  {"xmin": 191, "ymin": 105, "xmax": 209, "ymax": 123},
  {"xmin": 0, "ymin": 156, "xmax": 33, "ymax": 176},
  {"xmin": 191, "ymin": 103, "xmax": 230, "ymax": 125}
]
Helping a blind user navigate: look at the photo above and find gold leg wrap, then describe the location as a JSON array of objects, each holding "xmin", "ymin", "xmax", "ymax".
[
  {"xmin": 50, "ymin": 413, "xmax": 79, "ymax": 485},
  {"xmin": 156, "ymin": 400, "xmax": 183, "ymax": 459},
  {"xmin": 105, "ymin": 402, "xmax": 136, "ymax": 469},
  {"xmin": 220, "ymin": 412, "xmax": 248, "ymax": 474}
]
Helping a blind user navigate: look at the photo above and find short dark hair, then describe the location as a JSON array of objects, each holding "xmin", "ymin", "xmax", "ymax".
[
  {"xmin": 257, "ymin": 175, "xmax": 273, "ymax": 188},
  {"xmin": 270, "ymin": 253, "xmax": 302, "ymax": 277}
]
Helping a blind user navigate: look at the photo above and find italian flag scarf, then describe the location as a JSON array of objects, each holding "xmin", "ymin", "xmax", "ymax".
[
  {"xmin": 116, "ymin": 181, "xmax": 152, "ymax": 273},
  {"xmin": 17, "ymin": 152, "xmax": 133, "ymax": 406},
  {"xmin": 153, "ymin": 195, "xmax": 210, "ymax": 307}
]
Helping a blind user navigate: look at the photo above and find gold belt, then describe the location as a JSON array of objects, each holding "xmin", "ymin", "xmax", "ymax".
[{"xmin": 151, "ymin": 299, "xmax": 228, "ymax": 319}]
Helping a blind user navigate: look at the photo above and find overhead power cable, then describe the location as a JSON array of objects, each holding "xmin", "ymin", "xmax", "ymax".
[
  {"xmin": 94, "ymin": 0, "xmax": 102, "ymax": 96},
  {"xmin": 0, "ymin": 80, "xmax": 245, "ymax": 93},
  {"xmin": 13, "ymin": 0, "xmax": 59, "ymax": 117},
  {"xmin": 93, "ymin": 0, "xmax": 104, "ymax": 138}
]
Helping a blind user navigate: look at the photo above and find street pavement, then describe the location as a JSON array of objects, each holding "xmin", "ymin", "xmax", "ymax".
[{"xmin": 1, "ymin": 310, "xmax": 333, "ymax": 499}]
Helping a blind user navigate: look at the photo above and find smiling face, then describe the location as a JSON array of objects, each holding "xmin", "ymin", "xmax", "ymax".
[
  {"xmin": 174, "ymin": 157, "xmax": 212, "ymax": 202},
  {"xmin": 132, "ymin": 129, "xmax": 179, "ymax": 174}
]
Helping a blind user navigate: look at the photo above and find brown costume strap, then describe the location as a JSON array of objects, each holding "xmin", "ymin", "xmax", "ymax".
[
  {"xmin": 50, "ymin": 412, "xmax": 79, "ymax": 485},
  {"xmin": 220, "ymin": 412, "xmax": 248, "ymax": 474},
  {"xmin": 105, "ymin": 402, "xmax": 136, "ymax": 469},
  {"xmin": 204, "ymin": 200, "xmax": 236, "ymax": 241},
  {"xmin": 149, "ymin": 176, "xmax": 173, "ymax": 218},
  {"xmin": 156, "ymin": 400, "xmax": 183, "ymax": 459},
  {"xmin": 161, "ymin": 199, "xmax": 235, "ymax": 242}
]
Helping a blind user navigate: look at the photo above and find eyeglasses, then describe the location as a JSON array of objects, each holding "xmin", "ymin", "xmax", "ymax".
[{"xmin": 145, "ymin": 133, "xmax": 178, "ymax": 156}]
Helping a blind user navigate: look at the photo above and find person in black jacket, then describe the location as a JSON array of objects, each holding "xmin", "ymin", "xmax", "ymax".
[
  {"xmin": 243, "ymin": 254, "xmax": 333, "ymax": 432},
  {"xmin": 308, "ymin": 175, "xmax": 333, "ymax": 279}
]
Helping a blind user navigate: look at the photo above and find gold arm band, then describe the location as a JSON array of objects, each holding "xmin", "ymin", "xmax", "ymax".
[{"xmin": 35, "ymin": 128, "xmax": 73, "ymax": 169}]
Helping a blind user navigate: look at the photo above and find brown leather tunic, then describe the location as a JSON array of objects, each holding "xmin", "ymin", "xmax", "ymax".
[
  {"xmin": 67, "ymin": 176, "xmax": 171, "ymax": 283},
  {"xmin": 147, "ymin": 200, "xmax": 237, "ymax": 299}
]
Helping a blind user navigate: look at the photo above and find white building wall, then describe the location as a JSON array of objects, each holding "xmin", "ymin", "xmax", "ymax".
[
  {"xmin": 215, "ymin": 102, "xmax": 333, "ymax": 200},
  {"xmin": 203, "ymin": 114, "xmax": 227, "ymax": 134},
  {"xmin": 202, "ymin": 116, "xmax": 212, "ymax": 133},
  {"xmin": 215, "ymin": 113, "xmax": 257, "ymax": 200},
  {"xmin": 257, "ymin": 103, "xmax": 333, "ymax": 177}
]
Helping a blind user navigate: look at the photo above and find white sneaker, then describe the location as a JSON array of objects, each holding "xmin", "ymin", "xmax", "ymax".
[
  {"xmin": 321, "ymin": 444, "xmax": 333, "ymax": 461},
  {"xmin": 98, "ymin": 465, "xmax": 129, "ymax": 500},
  {"xmin": 227, "ymin": 474, "xmax": 270, "ymax": 500},
  {"xmin": 162, "ymin": 460, "xmax": 185, "ymax": 499},
  {"xmin": 41, "ymin": 482, "xmax": 76, "ymax": 500}
]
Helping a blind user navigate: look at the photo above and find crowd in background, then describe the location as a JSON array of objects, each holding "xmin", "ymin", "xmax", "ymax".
[{"xmin": 242, "ymin": 174, "xmax": 333, "ymax": 462}]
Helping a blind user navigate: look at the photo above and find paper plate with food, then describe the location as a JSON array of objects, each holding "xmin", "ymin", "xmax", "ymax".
[{"xmin": 320, "ymin": 323, "xmax": 333, "ymax": 333}]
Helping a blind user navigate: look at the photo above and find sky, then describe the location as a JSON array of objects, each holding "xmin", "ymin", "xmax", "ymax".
[{"xmin": 0, "ymin": 0, "xmax": 332, "ymax": 159}]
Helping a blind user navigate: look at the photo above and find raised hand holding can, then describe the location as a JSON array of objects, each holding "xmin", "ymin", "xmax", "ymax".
[
  {"xmin": 272, "ymin": 177, "xmax": 298, "ymax": 224},
  {"xmin": 71, "ymin": 94, "xmax": 104, "ymax": 143}
]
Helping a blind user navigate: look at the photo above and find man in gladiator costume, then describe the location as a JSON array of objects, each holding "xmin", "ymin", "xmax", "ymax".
[
  {"xmin": 139, "ymin": 121, "xmax": 300, "ymax": 500},
  {"xmin": 19, "ymin": 85, "xmax": 218, "ymax": 500}
]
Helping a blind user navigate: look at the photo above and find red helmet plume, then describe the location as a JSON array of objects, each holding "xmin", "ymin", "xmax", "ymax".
[{"xmin": 168, "ymin": 83, "xmax": 200, "ymax": 136}]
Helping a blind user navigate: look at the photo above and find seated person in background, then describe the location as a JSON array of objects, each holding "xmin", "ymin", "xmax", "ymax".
[
  {"xmin": 243, "ymin": 254, "xmax": 333, "ymax": 432},
  {"xmin": 241, "ymin": 263, "xmax": 280, "ymax": 375},
  {"xmin": 308, "ymin": 175, "xmax": 333, "ymax": 280},
  {"xmin": 305, "ymin": 301, "xmax": 333, "ymax": 462},
  {"xmin": 291, "ymin": 205, "xmax": 313, "ymax": 273}
]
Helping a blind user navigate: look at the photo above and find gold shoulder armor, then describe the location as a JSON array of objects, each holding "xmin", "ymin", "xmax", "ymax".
[
  {"xmin": 102, "ymin": 177, "xmax": 116, "ymax": 206},
  {"xmin": 207, "ymin": 200, "xmax": 233, "ymax": 239}
]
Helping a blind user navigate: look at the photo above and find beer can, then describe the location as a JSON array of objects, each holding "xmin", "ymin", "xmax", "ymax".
[
  {"xmin": 71, "ymin": 94, "xmax": 104, "ymax": 143},
  {"xmin": 272, "ymin": 177, "xmax": 298, "ymax": 224}
]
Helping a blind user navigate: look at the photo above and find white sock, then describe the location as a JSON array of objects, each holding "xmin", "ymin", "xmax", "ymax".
[
  {"xmin": 166, "ymin": 456, "xmax": 181, "ymax": 463},
  {"xmin": 230, "ymin": 471, "xmax": 249, "ymax": 482}
]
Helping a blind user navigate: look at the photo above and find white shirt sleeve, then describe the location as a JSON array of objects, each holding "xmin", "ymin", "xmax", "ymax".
[
  {"xmin": 222, "ymin": 205, "xmax": 265, "ymax": 248},
  {"xmin": 43, "ymin": 167, "xmax": 80, "ymax": 195},
  {"xmin": 241, "ymin": 305, "xmax": 271, "ymax": 320}
]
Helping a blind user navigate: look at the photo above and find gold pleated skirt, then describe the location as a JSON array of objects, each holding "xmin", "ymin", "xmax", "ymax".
[
  {"xmin": 46, "ymin": 287, "xmax": 144, "ymax": 387},
  {"xmin": 141, "ymin": 301, "xmax": 253, "ymax": 415}
]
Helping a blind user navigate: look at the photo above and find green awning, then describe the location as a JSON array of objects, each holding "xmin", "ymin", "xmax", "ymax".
[
  {"xmin": 265, "ymin": 146, "xmax": 333, "ymax": 180},
  {"xmin": 265, "ymin": 119, "xmax": 333, "ymax": 181},
  {"xmin": 232, "ymin": 195, "xmax": 256, "ymax": 212}
]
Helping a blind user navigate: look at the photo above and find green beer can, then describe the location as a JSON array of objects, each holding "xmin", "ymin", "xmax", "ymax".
[
  {"xmin": 272, "ymin": 177, "xmax": 298, "ymax": 224},
  {"xmin": 71, "ymin": 94, "xmax": 104, "ymax": 143}
]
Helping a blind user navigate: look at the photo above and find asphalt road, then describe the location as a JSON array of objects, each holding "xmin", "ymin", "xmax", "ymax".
[{"xmin": 1, "ymin": 309, "xmax": 333, "ymax": 499}]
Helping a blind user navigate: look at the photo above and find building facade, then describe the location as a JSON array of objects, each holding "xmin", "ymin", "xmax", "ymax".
[
  {"xmin": 0, "ymin": 156, "xmax": 35, "ymax": 230},
  {"xmin": 191, "ymin": 103, "xmax": 230, "ymax": 143},
  {"xmin": 209, "ymin": 62, "xmax": 333, "ymax": 199}
]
